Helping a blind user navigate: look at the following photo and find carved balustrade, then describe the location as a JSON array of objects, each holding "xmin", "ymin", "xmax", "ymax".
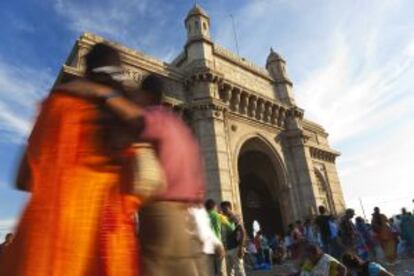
[
  {"xmin": 217, "ymin": 84, "xmax": 301, "ymax": 128},
  {"xmin": 185, "ymin": 71, "xmax": 304, "ymax": 129}
]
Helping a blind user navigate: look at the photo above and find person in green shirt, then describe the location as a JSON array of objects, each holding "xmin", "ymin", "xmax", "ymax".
[{"xmin": 205, "ymin": 199, "xmax": 233, "ymax": 276}]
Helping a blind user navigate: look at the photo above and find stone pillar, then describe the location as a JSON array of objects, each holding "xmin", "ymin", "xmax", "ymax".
[
  {"xmin": 283, "ymin": 123, "xmax": 319, "ymax": 220},
  {"xmin": 190, "ymin": 81, "xmax": 233, "ymax": 202}
]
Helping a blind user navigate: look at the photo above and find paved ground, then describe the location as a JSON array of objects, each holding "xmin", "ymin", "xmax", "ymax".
[{"xmin": 248, "ymin": 257, "xmax": 414, "ymax": 275}]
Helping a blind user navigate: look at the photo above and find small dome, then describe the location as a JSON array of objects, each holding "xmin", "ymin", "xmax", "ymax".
[
  {"xmin": 266, "ymin": 48, "xmax": 284, "ymax": 64},
  {"xmin": 187, "ymin": 4, "xmax": 209, "ymax": 18}
]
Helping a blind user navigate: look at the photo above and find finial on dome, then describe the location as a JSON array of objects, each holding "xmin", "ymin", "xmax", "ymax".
[
  {"xmin": 267, "ymin": 47, "xmax": 284, "ymax": 65},
  {"xmin": 186, "ymin": 3, "xmax": 209, "ymax": 19}
]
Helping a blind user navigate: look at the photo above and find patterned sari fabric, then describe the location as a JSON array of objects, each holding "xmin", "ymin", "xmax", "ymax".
[
  {"xmin": 0, "ymin": 93, "xmax": 140, "ymax": 276},
  {"xmin": 371, "ymin": 214, "xmax": 396, "ymax": 262}
]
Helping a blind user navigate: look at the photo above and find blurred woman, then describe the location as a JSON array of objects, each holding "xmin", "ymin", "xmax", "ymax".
[
  {"xmin": 371, "ymin": 207, "xmax": 397, "ymax": 264},
  {"xmin": 0, "ymin": 44, "xmax": 140, "ymax": 276}
]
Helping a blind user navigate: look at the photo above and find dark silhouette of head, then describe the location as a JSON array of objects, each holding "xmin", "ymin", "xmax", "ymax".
[
  {"xmin": 342, "ymin": 252, "xmax": 364, "ymax": 269},
  {"xmin": 355, "ymin": 216, "xmax": 364, "ymax": 224},
  {"xmin": 138, "ymin": 74, "xmax": 164, "ymax": 106},
  {"xmin": 220, "ymin": 201, "xmax": 232, "ymax": 215},
  {"xmin": 318, "ymin": 205, "xmax": 326, "ymax": 215},
  {"xmin": 204, "ymin": 199, "xmax": 216, "ymax": 211},
  {"xmin": 304, "ymin": 244, "xmax": 323, "ymax": 264},
  {"xmin": 4, "ymin": 233, "xmax": 14, "ymax": 243},
  {"xmin": 345, "ymin": 208, "xmax": 355, "ymax": 219}
]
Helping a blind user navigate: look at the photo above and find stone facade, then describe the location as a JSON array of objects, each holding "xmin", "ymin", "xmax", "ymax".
[{"xmin": 56, "ymin": 4, "xmax": 346, "ymax": 235}]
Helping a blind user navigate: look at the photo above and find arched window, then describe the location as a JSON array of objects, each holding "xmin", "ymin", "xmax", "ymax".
[
  {"xmin": 315, "ymin": 170, "xmax": 330, "ymax": 211},
  {"xmin": 203, "ymin": 21, "xmax": 207, "ymax": 30},
  {"xmin": 194, "ymin": 20, "xmax": 199, "ymax": 29}
]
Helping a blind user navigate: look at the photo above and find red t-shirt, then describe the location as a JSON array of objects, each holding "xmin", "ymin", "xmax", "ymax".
[{"xmin": 139, "ymin": 106, "xmax": 205, "ymax": 202}]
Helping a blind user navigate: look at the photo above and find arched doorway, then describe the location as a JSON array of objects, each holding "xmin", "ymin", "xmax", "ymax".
[{"xmin": 237, "ymin": 137, "xmax": 286, "ymax": 238}]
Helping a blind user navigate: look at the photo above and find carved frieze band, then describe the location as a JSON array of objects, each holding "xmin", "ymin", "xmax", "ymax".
[{"xmin": 310, "ymin": 147, "xmax": 337, "ymax": 163}]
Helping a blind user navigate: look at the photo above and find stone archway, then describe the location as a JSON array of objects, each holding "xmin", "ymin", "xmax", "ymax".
[{"xmin": 237, "ymin": 137, "xmax": 288, "ymax": 238}]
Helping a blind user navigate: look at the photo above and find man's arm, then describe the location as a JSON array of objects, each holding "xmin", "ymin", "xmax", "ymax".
[{"xmin": 236, "ymin": 219, "xmax": 246, "ymax": 258}]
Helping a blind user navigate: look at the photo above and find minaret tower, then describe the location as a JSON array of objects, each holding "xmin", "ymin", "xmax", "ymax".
[
  {"xmin": 183, "ymin": 4, "xmax": 214, "ymax": 65},
  {"xmin": 266, "ymin": 48, "xmax": 295, "ymax": 105},
  {"xmin": 185, "ymin": 4, "xmax": 211, "ymax": 41}
]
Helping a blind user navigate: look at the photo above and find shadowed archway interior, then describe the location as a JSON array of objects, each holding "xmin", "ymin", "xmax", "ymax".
[{"xmin": 238, "ymin": 139, "xmax": 285, "ymax": 238}]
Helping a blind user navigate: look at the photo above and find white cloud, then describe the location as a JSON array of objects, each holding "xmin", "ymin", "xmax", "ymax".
[
  {"xmin": 52, "ymin": 0, "xmax": 181, "ymax": 61},
  {"xmin": 0, "ymin": 58, "xmax": 53, "ymax": 143},
  {"xmin": 54, "ymin": 0, "xmax": 148, "ymax": 39},
  {"xmin": 405, "ymin": 38, "xmax": 414, "ymax": 57}
]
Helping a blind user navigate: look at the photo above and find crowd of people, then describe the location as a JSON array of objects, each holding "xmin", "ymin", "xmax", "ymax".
[
  {"xmin": 0, "ymin": 42, "xmax": 413, "ymax": 276},
  {"xmin": 240, "ymin": 205, "xmax": 414, "ymax": 275}
]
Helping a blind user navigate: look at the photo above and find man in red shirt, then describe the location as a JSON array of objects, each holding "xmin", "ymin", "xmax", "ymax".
[{"xmin": 58, "ymin": 74, "xmax": 206, "ymax": 275}]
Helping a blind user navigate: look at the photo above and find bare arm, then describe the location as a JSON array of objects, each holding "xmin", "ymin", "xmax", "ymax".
[
  {"xmin": 335, "ymin": 263, "xmax": 347, "ymax": 276},
  {"xmin": 378, "ymin": 270, "xmax": 394, "ymax": 276},
  {"xmin": 55, "ymin": 80, "xmax": 144, "ymax": 126},
  {"xmin": 16, "ymin": 153, "xmax": 31, "ymax": 191}
]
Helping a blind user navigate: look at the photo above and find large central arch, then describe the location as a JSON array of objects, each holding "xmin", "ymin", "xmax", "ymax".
[{"xmin": 237, "ymin": 136, "xmax": 290, "ymax": 237}]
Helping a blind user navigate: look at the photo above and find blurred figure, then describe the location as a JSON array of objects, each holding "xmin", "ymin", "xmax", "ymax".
[
  {"xmin": 371, "ymin": 207, "xmax": 397, "ymax": 264},
  {"xmin": 60, "ymin": 73, "xmax": 206, "ymax": 275},
  {"xmin": 245, "ymin": 239, "xmax": 257, "ymax": 271},
  {"xmin": 300, "ymin": 244, "xmax": 346, "ymax": 275},
  {"xmin": 290, "ymin": 222, "xmax": 304, "ymax": 260},
  {"xmin": 284, "ymin": 229, "xmax": 293, "ymax": 259},
  {"xmin": 0, "ymin": 233, "xmax": 14, "ymax": 256},
  {"xmin": 270, "ymin": 234, "xmax": 287, "ymax": 264},
  {"xmin": 314, "ymin": 206, "xmax": 333, "ymax": 254},
  {"xmin": 356, "ymin": 216, "xmax": 376, "ymax": 259},
  {"xmin": 190, "ymin": 205, "xmax": 224, "ymax": 276},
  {"xmin": 205, "ymin": 199, "xmax": 231, "ymax": 276},
  {"xmin": 400, "ymin": 208, "xmax": 414, "ymax": 254},
  {"xmin": 254, "ymin": 230, "xmax": 271, "ymax": 265},
  {"xmin": 0, "ymin": 43, "xmax": 140, "ymax": 276},
  {"xmin": 342, "ymin": 252, "xmax": 393, "ymax": 276},
  {"xmin": 295, "ymin": 220, "xmax": 304, "ymax": 235},
  {"xmin": 338, "ymin": 208, "xmax": 358, "ymax": 253},
  {"xmin": 220, "ymin": 201, "xmax": 246, "ymax": 276},
  {"xmin": 303, "ymin": 218, "xmax": 319, "ymax": 246}
]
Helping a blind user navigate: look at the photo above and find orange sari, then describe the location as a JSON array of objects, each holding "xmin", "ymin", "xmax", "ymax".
[{"xmin": 0, "ymin": 93, "xmax": 140, "ymax": 276}]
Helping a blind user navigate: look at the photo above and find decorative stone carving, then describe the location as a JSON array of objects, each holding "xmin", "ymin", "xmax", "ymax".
[
  {"xmin": 248, "ymin": 95, "xmax": 257, "ymax": 118},
  {"xmin": 240, "ymin": 91, "xmax": 249, "ymax": 115},
  {"xmin": 256, "ymin": 99, "xmax": 265, "ymax": 121},
  {"xmin": 230, "ymin": 88, "xmax": 241, "ymax": 111},
  {"xmin": 264, "ymin": 102, "xmax": 272, "ymax": 123}
]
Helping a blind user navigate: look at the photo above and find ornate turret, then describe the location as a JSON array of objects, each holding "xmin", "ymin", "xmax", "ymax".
[
  {"xmin": 266, "ymin": 48, "xmax": 290, "ymax": 83},
  {"xmin": 184, "ymin": 4, "xmax": 211, "ymax": 41},
  {"xmin": 266, "ymin": 48, "xmax": 295, "ymax": 105}
]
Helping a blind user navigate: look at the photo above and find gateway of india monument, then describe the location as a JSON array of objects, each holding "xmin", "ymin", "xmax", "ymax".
[{"xmin": 56, "ymin": 4, "xmax": 346, "ymax": 236}]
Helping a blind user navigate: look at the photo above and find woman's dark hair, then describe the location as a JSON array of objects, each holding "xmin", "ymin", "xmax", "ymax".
[
  {"xmin": 141, "ymin": 74, "xmax": 164, "ymax": 105},
  {"xmin": 84, "ymin": 43, "xmax": 123, "ymax": 90},
  {"xmin": 220, "ymin": 201, "xmax": 232, "ymax": 210},
  {"xmin": 85, "ymin": 43, "xmax": 121, "ymax": 74}
]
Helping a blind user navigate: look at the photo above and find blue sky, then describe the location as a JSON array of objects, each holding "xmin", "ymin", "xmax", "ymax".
[{"xmin": 0, "ymin": 0, "xmax": 413, "ymax": 240}]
